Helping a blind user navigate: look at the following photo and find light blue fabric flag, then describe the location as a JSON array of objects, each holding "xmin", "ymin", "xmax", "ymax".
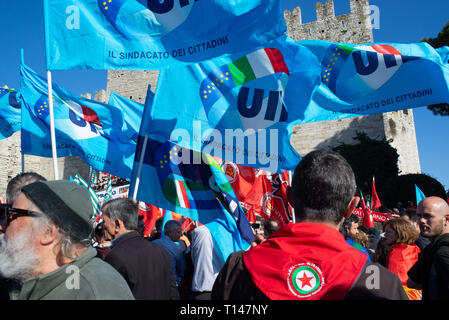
[
  {"xmin": 297, "ymin": 40, "xmax": 449, "ymax": 123},
  {"xmin": 148, "ymin": 35, "xmax": 449, "ymax": 172},
  {"xmin": 130, "ymin": 86, "xmax": 253, "ymax": 264},
  {"xmin": 415, "ymin": 184, "xmax": 426, "ymax": 205},
  {"xmin": 108, "ymin": 90, "xmax": 148, "ymax": 143},
  {"xmin": 44, "ymin": 0, "xmax": 285, "ymax": 70},
  {"xmin": 0, "ymin": 88, "xmax": 21, "ymax": 139},
  {"xmin": 147, "ymin": 35, "xmax": 309, "ymax": 173},
  {"xmin": 20, "ymin": 63, "xmax": 139, "ymax": 179}
]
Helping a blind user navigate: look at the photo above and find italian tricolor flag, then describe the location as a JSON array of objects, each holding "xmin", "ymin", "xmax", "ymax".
[{"xmin": 228, "ymin": 48, "xmax": 290, "ymax": 87}]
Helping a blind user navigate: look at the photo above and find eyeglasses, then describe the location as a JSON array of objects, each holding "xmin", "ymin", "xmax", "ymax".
[
  {"xmin": 0, "ymin": 204, "xmax": 9, "ymax": 229},
  {"xmin": 0, "ymin": 205, "xmax": 41, "ymax": 227}
]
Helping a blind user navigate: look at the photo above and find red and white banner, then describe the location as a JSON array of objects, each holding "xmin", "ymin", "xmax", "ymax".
[{"xmin": 353, "ymin": 208, "xmax": 391, "ymax": 223}]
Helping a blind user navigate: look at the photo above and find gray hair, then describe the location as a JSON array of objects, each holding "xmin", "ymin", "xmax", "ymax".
[
  {"xmin": 102, "ymin": 198, "xmax": 138, "ymax": 231},
  {"xmin": 6, "ymin": 172, "xmax": 46, "ymax": 204},
  {"xmin": 31, "ymin": 211, "xmax": 90, "ymax": 260},
  {"xmin": 24, "ymin": 194, "xmax": 90, "ymax": 260}
]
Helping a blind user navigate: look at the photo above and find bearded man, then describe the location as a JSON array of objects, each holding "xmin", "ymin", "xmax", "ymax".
[{"xmin": 0, "ymin": 180, "xmax": 134, "ymax": 300}]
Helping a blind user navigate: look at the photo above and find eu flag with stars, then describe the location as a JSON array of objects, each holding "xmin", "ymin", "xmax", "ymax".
[
  {"xmin": 0, "ymin": 88, "xmax": 21, "ymax": 140},
  {"xmin": 20, "ymin": 62, "xmax": 138, "ymax": 179},
  {"xmin": 130, "ymin": 87, "xmax": 253, "ymax": 264}
]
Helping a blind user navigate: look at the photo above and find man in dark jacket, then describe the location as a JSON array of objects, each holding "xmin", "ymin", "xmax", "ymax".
[
  {"xmin": 407, "ymin": 196, "xmax": 449, "ymax": 299},
  {"xmin": 212, "ymin": 150, "xmax": 408, "ymax": 300},
  {"xmin": 102, "ymin": 198, "xmax": 179, "ymax": 300}
]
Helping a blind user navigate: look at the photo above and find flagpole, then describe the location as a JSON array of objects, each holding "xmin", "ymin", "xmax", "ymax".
[
  {"xmin": 46, "ymin": 70, "xmax": 59, "ymax": 180},
  {"xmin": 21, "ymin": 152, "xmax": 25, "ymax": 173},
  {"xmin": 20, "ymin": 49, "xmax": 25, "ymax": 174},
  {"xmin": 132, "ymin": 134, "xmax": 149, "ymax": 201},
  {"xmin": 88, "ymin": 166, "xmax": 93, "ymax": 189}
]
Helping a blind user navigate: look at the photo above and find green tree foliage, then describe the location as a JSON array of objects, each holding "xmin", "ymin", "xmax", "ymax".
[
  {"xmin": 422, "ymin": 21, "xmax": 449, "ymax": 48},
  {"xmin": 333, "ymin": 132, "xmax": 399, "ymax": 193},
  {"xmin": 379, "ymin": 173, "xmax": 447, "ymax": 209},
  {"xmin": 422, "ymin": 21, "xmax": 449, "ymax": 116}
]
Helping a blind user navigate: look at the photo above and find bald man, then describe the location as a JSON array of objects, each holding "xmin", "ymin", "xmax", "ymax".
[{"xmin": 407, "ymin": 197, "xmax": 449, "ymax": 300}]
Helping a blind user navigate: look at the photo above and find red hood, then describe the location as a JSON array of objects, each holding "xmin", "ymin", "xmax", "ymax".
[{"xmin": 243, "ymin": 223, "xmax": 368, "ymax": 300}]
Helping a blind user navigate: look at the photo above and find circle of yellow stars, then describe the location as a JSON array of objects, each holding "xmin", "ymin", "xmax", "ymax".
[
  {"xmin": 203, "ymin": 72, "xmax": 230, "ymax": 99},
  {"xmin": 36, "ymin": 98, "xmax": 56, "ymax": 117},
  {"xmin": 323, "ymin": 48, "xmax": 341, "ymax": 82},
  {"xmin": 160, "ymin": 146, "xmax": 181, "ymax": 169},
  {"xmin": 102, "ymin": 0, "xmax": 112, "ymax": 10}
]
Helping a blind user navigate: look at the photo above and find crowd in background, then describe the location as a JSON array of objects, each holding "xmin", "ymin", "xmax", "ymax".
[{"xmin": 1, "ymin": 150, "xmax": 448, "ymax": 300}]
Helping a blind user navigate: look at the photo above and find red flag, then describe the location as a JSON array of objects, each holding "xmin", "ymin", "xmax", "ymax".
[
  {"xmin": 220, "ymin": 160, "xmax": 292, "ymax": 226},
  {"xmin": 180, "ymin": 217, "xmax": 198, "ymax": 232},
  {"xmin": 259, "ymin": 173, "xmax": 291, "ymax": 227},
  {"xmin": 221, "ymin": 161, "xmax": 267, "ymax": 223},
  {"xmin": 371, "ymin": 177, "xmax": 382, "ymax": 210},
  {"xmin": 138, "ymin": 202, "xmax": 163, "ymax": 237},
  {"xmin": 360, "ymin": 191, "xmax": 374, "ymax": 228},
  {"xmin": 245, "ymin": 206, "xmax": 257, "ymax": 224}
]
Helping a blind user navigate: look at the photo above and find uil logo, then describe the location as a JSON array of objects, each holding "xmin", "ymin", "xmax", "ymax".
[
  {"xmin": 321, "ymin": 44, "xmax": 419, "ymax": 102},
  {"xmin": 98, "ymin": 0, "xmax": 197, "ymax": 39},
  {"xmin": 34, "ymin": 95, "xmax": 106, "ymax": 140},
  {"xmin": 199, "ymin": 47, "xmax": 290, "ymax": 130},
  {"xmin": 64, "ymin": 100, "xmax": 107, "ymax": 140},
  {"xmin": 0, "ymin": 89, "xmax": 21, "ymax": 109}
]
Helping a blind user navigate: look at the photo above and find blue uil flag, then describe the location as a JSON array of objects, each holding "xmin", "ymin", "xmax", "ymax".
[
  {"xmin": 147, "ymin": 35, "xmax": 449, "ymax": 173},
  {"xmin": 299, "ymin": 40, "xmax": 449, "ymax": 123},
  {"xmin": 43, "ymin": 0, "xmax": 285, "ymax": 70},
  {"xmin": 0, "ymin": 88, "xmax": 21, "ymax": 139},
  {"xmin": 130, "ymin": 86, "xmax": 253, "ymax": 263},
  {"xmin": 20, "ymin": 63, "xmax": 138, "ymax": 179},
  {"xmin": 148, "ymin": 35, "xmax": 313, "ymax": 173}
]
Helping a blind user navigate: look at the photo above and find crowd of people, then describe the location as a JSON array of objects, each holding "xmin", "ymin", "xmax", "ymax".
[{"xmin": 0, "ymin": 149, "xmax": 448, "ymax": 300}]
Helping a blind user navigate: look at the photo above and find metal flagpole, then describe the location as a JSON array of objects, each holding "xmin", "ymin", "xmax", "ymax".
[
  {"xmin": 21, "ymin": 152, "xmax": 25, "ymax": 173},
  {"xmin": 87, "ymin": 166, "xmax": 93, "ymax": 189},
  {"xmin": 46, "ymin": 70, "xmax": 59, "ymax": 180},
  {"xmin": 132, "ymin": 134, "xmax": 149, "ymax": 201},
  {"xmin": 20, "ymin": 49, "xmax": 25, "ymax": 174}
]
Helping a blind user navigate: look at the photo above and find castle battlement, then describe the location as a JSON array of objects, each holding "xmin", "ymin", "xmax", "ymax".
[{"xmin": 284, "ymin": 0, "xmax": 373, "ymax": 43}]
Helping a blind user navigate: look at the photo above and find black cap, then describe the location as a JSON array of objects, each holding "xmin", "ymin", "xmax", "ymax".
[{"xmin": 22, "ymin": 180, "xmax": 94, "ymax": 240}]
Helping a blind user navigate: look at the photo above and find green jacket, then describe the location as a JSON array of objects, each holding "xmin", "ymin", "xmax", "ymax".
[{"xmin": 15, "ymin": 246, "xmax": 134, "ymax": 300}]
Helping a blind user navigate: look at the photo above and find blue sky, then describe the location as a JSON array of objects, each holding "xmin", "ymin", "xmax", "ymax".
[{"xmin": 1, "ymin": 0, "xmax": 448, "ymax": 191}]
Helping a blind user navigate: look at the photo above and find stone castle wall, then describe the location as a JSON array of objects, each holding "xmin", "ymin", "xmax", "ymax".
[{"xmin": 0, "ymin": 0, "xmax": 421, "ymax": 197}]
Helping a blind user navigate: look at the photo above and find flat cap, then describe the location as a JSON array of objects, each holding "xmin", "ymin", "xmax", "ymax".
[{"xmin": 22, "ymin": 180, "xmax": 94, "ymax": 240}]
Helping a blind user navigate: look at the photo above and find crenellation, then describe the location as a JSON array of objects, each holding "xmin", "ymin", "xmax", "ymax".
[
  {"xmin": 284, "ymin": 0, "xmax": 372, "ymax": 43},
  {"xmin": 316, "ymin": 0, "xmax": 335, "ymax": 21}
]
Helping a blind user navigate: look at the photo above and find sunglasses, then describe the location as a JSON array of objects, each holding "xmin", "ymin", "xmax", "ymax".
[{"xmin": 0, "ymin": 204, "xmax": 41, "ymax": 227}]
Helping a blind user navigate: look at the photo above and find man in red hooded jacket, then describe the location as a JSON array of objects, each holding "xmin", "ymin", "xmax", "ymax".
[{"xmin": 212, "ymin": 150, "xmax": 408, "ymax": 300}]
